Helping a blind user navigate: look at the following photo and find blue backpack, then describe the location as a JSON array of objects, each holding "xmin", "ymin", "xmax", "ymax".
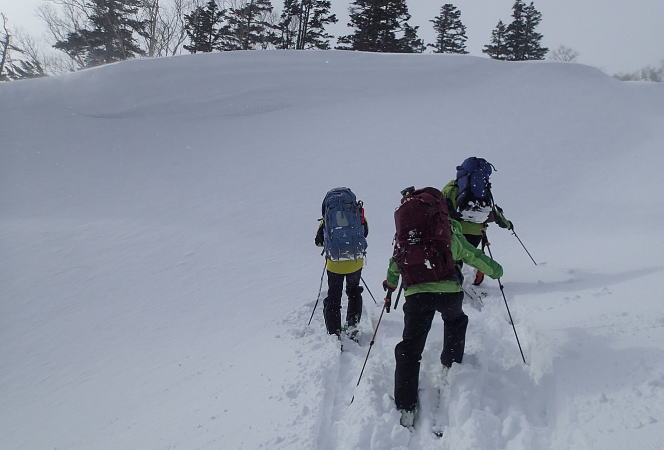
[
  {"xmin": 455, "ymin": 157, "xmax": 494, "ymax": 208},
  {"xmin": 321, "ymin": 188, "xmax": 367, "ymax": 261}
]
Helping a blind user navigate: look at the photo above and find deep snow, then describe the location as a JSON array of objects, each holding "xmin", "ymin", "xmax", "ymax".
[{"xmin": 1, "ymin": 50, "xmax": 664, "ymax": 450}]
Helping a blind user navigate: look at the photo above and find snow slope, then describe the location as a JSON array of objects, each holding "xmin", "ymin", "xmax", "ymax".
[{"xmin": 1, "ymin": 50, "xmax": 664, "ymax": 450}]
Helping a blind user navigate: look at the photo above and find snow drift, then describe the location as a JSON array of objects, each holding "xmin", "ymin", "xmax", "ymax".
[{"xmin": 2, "ymin": 50, "xmax": 664, "ymax": 449}]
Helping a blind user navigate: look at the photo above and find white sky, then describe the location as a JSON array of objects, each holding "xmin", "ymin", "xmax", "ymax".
[{"xmin": 1, "ymin": 0, "xmax": 662, "ymax": 74}]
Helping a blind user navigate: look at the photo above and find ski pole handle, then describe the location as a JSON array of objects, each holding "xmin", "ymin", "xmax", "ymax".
[{"xmin": 384, "ymin": 289, "xmax": 393, "ymax": 313}]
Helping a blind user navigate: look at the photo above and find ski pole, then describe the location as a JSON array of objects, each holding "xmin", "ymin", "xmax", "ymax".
[
  {"xmin": 350, "ymin": 292, "xmax": 390, "ymax": 405},
  {"xmin": 482, "ymin": 231, "xmax": 527, "ymax": 365},
  {"xmin": 488, "ymin": 195, "xmax": 536, "ymax": 266},
  {"xmin": 512, "ymin": 230, "xmax": 538, "ymax": 266},
  {"xmin": 307, "ymin": 262, "xmax": 327, "ymax": 327},
  {"xmin": 360, "ymin": 276, "xmax": 378, "ymax": 304}
]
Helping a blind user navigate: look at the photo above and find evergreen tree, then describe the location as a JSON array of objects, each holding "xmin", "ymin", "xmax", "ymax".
[
  {"xmin": 298, "ymin": 0, "xmax": 337, "ymax": 49},
  {"xmin": 277, "ymin": 0, "xmax": 337, "ymax": 49},
  {"xmin": 277, "ymin": 0, "xmax": 300, "ymax": 49},
  {"xmin": 226, "ymin": 0, "xmax": 277, "ymax": 50},
  {"xmin": 504, "ymin": 0, "xmax": 527, "ymax": 60},
  {"xmin": 183, "ymin": 0, "xmax": 229, "ymax": 53},
  {"xmin": 429, "ymin": 3, "xmax": 467, "ymax": 54},
  {"xmin": 521, "ymin": 1, "xmax": 547, "ymax": 60},
  {"xmin": 337, "ymin": 0, "xmax": 423, "ymax": 53},
  {"xmin": 484, "ymin": 1, "xmax": 547, "ymax": 61},
  {"xmin": 504, "ymin": 0, "xmax": 547, "ymax": 60},
  {"xmin": 400, "ymin": 23, "xmax": 425, "ymax": 53},
  {"xmin": 53, "ymin": 0, "xmax": 147, "ymax": 67},
  {"xmin": 482, "ymin": 20, "xmax": 508, "ymax": 60}
]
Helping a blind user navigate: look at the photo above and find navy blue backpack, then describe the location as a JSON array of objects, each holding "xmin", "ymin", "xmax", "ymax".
[
  {"xmin": 321, "ymin": 188, "xmax": 367, "ymax": 261},
  {"xmin": 455, "ymin": 157, "xmax": 495, "ymax": 208}
]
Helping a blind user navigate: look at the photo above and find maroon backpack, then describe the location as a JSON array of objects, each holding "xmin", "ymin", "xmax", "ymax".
[{"xmin": 393, "ymin": 187, "xmax": 456, "ymax": 286}]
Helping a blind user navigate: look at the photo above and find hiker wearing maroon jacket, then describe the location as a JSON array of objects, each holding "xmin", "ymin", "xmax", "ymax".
[{"xmin": 382, "ymin": 186, "xmax": 503, "ymax": 427}]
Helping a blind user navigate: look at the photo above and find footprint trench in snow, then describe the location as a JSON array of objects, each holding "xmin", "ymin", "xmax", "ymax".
[{"xmin": 293, "ymin": 282, "xmax": 554, "ymax": 450}]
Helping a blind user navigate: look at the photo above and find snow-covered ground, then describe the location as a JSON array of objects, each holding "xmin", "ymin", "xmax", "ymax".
[{"xmin": 1, "ymin": 50, "xmax": 663, "ymax": 450}]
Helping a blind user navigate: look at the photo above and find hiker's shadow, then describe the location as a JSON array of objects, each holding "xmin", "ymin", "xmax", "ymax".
[{"xmin": 505, "ymin": 267, "xmax": 662, "ymax": 296}]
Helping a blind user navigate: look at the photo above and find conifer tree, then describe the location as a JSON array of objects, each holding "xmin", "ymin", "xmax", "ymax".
[
  {"xmin": 298, "ymin": 0, "xmax": 337, "ymax": 49},
  {"xmin": 337, "ymin": 0, "xmax": 423, "ymax": 53},
  {"xmin": 484, "ymin": 1, "xmax": 547, "ymax": 61},
  {"xmin": 505, "ymin": 0, "xmax": 527, "ymax": 60},
  {"xmin": 429, "ymin": 3, "xmax": 467, "ymax": 54},
  {"xmin": 53, "ymin": 0, "xmax": 147, "ymax": 67},
  {"xmin": 226, "ymin": 0, "xmax": 277, "ymax": 50},
  {"xmin": 400, "ymin": 23, "xmax": 425, "ymax": 53},
  {"xmin": 277, "ymin": 0, "xmax": 299, "ymax": 49},
  {"xmin": 503, "ymin": 0, "xmax": 547, "ymax": 61},
  {"xmin": 520, "ymin": 1, "xmax": 547, "ymax": 60},
  {"xmin": 277, "ymin": 0, "xmax": 337, "ymax": 49},
  {"xmin": 183, "ymin": 0, "xmax": 229, "ymax": 53},
  {"xmin": 482, "ymin": 20, "xmax": 508, "ymax": 60}
]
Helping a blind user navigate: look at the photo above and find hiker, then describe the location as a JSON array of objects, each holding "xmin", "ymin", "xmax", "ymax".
[
  {"xmin": 315, "ymin": 187, "xmax": 369, "ymax": 338},
  {"xmin": 382, "ymin": 186, "xmax": 503, "ymax": 427},
  {"xmin": 442, "ymin": 157, "xmax": 512, "ymax": 286}
]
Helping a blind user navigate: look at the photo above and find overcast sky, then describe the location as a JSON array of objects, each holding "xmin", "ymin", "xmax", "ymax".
[{"xmin": 1, "ymin": 0, "xmax": 662, "ymax": 74}]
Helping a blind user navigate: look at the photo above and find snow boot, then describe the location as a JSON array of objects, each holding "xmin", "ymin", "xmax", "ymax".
[
  {"xmin": 472, "ymin": 270, "xmax": 485, "ymax": 286},
  {"xmin": 399, "ymin": 409, "xmax": 416, "ymax": 428},
  {"xmin": 343, "ymin": 324, "xmax": 359, "ymax": 343}
]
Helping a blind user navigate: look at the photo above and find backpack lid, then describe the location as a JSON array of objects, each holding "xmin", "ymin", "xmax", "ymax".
[
  {"xmin": 395, "ymin": 187, "xmax": 449, "ymax": 237},
  {"xmin": 456, "ymin": 157, "xmax": 494, "ymax": 179},
  {"xmin": 322, "ymin": 187, "xmax": 356, "ymax": 216}
]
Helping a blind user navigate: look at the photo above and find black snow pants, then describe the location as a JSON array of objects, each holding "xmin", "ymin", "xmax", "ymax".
[
  {"xmin": 394, "ymin": 291, "xmax": 467, "ymax": 411},
  {"xmin": 322, "ymin": 269, "xmax": 363, "ymax": 335}
]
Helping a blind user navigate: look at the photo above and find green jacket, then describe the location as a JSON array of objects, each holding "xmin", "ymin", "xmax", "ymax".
[
  {"xmin": 441, "ymin": 180, "xmax": 512, "ymax": 236},
  {"xmin": 385, "ymin": 220, "xmax": 503, "ymax": 296}
]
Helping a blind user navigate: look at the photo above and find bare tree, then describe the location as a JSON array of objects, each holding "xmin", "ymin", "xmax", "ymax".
[
  {"xmin": 10, "ymin": 30, "xmax": 45, "ymax": 75},
  {"xmin": 550, "ymin": 45, "xmax": 579, "ymax": 63},
  {"xmin": 136, "ymin": 0, "xmax": 202, "ymax": 57},
  {"xmin": 0, "ymin": 14, "xmax": 49, "ymax": 80},
  {"xmin": 640, "ymin": 63, "xmax": 664, "ymax": 82},
  {"xmin": 159, "ymin": 0, "xmax": 202, "ymax": 56},
  {"xmin": 139, "ymin": 0, "xmax": 161, "ymax": 56},
  {"xmin": 38, "ymin": 0, "xmax": 92, "ymax": 69},
  {"xmin": 1, "ymin": 13, "xmax": 10, "ymax": 79},
  {"xmin": 615, "ymin": 60, "xmax": 664, "ymax": 83}
]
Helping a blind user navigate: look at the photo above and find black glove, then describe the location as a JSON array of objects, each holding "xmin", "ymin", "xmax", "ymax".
[
  {"xmin": 383, "ymin": 280, "xmax": 396, "ymax": 313},
  {"xmin": 315, "ymin": 223, "xmax": 324, "ymax": 247}
]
